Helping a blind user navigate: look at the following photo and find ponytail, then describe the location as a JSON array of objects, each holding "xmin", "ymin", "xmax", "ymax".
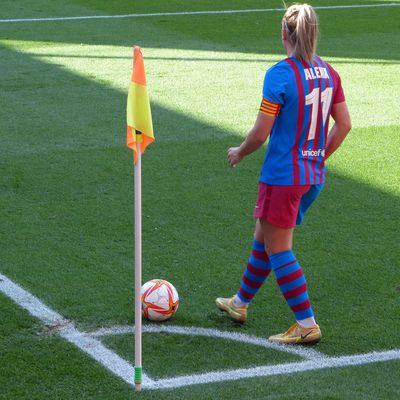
[{"xmin": 283, "ymin": 4, "xmax": 318, "ymax": 64}]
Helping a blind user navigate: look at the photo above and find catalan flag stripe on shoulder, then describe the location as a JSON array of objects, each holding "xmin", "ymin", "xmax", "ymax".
[{"xmin": 260, "ymin": 98, "xmax": 281, "ymax": 117}]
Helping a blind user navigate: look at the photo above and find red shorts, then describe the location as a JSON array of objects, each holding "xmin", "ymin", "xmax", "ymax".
[{"xmin": 253, "ymin": 183, "xmax": 311, "ymax": 229}]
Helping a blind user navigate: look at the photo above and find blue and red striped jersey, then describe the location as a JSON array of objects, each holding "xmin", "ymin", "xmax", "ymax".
[{"xmin": 259, "ymin": 56, "xmax": 345, "ymax": 186}]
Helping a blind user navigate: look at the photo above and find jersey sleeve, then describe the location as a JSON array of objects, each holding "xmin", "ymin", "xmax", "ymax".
[
  {"xmin": 333, "ymin": 74, "xmax": 345, "ymax": 104},
  {"xmin": 326, "ymin": 63, "xmax": 346, "ymax": 104},
  {"xmin": 262, "ymin": 63, "xmax": 289, "ymax": 105}
]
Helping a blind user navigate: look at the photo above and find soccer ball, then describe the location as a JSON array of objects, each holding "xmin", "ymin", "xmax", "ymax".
[{"xmin": 141, "ymin": 279, "xmax": 179, "ymax": 321}]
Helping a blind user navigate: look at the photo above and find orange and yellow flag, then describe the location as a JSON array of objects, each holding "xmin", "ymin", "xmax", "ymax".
[{"xmin": 126, "ymin": 46, "xmax": 154, "ymax": 163}]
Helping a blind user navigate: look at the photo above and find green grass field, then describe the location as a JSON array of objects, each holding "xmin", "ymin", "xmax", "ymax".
[{"xmin": 1, "ymin": 1, "xmax": 399, "ymax": 399}]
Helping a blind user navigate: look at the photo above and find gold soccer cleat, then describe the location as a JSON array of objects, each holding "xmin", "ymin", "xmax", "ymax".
[
  {"xmin": 268, "ymin": 322, "xmax": 321, "ymax": 344},
  {"xmin": 215, "ymin": 296, "xmax": 248, "ymax": 323}
]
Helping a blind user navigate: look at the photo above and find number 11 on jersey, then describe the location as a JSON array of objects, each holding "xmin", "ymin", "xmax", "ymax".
[{"xmin": 305, "ymin": 87, "xmax": 333, "ymax": 141}]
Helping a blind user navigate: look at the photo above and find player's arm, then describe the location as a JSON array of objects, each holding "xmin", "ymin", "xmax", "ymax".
[
  {"xmin": 227, "ymin": 97, "xmax": 281, "ymax": 167},
  {"xmin": 227, "ymin": 112, "xmax": 275, "ymax": 167},
  {"xmin": 325, "ymin": 101, "xmax": 352, "ymax": 160}
]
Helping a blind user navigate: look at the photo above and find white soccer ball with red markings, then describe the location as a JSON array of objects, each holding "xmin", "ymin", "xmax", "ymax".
[{"xmin": 141, "ymin": 279, "xmax": 179, "ymax": 321}]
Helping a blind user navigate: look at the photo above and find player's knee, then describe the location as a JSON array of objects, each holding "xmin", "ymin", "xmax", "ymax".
[{"xmin": 267, "ymin": 243, "xmax": 292, "ymax": 256}]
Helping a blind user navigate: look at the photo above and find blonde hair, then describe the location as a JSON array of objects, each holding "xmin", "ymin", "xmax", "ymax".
[{"xmin": 283, "ymin": 3, "xmax": 318, "ymax": 64}]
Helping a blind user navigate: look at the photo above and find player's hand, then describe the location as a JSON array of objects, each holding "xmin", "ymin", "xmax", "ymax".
[{"xmin": 227, "ymin": 147, "xmax": 243, "ymax": 167}]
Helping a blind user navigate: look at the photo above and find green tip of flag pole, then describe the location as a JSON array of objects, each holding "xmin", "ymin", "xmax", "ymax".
[{"xmin": 135, "ymin": 367, "xmax": 142, "ymax": 384}]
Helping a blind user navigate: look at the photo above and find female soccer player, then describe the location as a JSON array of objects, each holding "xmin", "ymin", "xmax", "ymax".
[{"xmin": 216, "ymin": 3, "xmax": 351, "ymax": 344}]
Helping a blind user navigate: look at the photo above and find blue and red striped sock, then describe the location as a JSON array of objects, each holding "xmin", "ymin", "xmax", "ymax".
[
  {"xmin": 236, "ymin": 240, "xmax": 272, "ymax": 304},
  {"xmin": 269, "ymin": 250, "xmax": 314, "ymax": 321}
]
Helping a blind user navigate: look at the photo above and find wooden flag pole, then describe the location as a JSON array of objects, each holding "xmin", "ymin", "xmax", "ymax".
[
  {"xmin": 134, "ymin": 139, "xmax": 142, "ymax": 392},
  {"xmin": 127, "ymin": 46, "xmax": 154, "ymax": 391}
]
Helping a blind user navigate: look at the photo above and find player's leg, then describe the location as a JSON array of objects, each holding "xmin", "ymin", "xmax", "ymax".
[
  {"xmin": 261, "ymin": 220, "xmax": 320, "ymax": 343},
  {"xmin": 215, "ymin": 220, "xmax": 272, "ymax": 322},
  {"xmin": 260, "ymin": 185, "xmax": 321, "ymax": 344},
  {"xmin": 235, "ymin": 219, "xmax": 272, "ymax": 305}
]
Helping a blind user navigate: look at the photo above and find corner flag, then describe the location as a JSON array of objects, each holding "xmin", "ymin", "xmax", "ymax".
[
  {"xmin": 127, "ymin": 46, "xmax": 154, "ymax": 163},
  {"xmin": 126, "ymin": 46, "xmax": 154, "ymax": 392}
]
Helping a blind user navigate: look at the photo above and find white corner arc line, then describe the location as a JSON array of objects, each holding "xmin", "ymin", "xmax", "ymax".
[
  {"xmin": 0, "ymin": 273, "xmax": 154, "ymax": 387},
  {"xmin": 149, "ymin": 349, "xmax": 400, "ymax": 390},
  {"xmin": 88, "ymin": 324, "xmax": 326, "ymax": 360},
  {"xmin": 0, "ymin": 3, "xmax": 399, "ymax": 23}
]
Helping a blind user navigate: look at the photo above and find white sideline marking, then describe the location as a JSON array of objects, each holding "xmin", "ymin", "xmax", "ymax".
[
  {"xmin": 0, "ymin": 273, "xmax": 154, "ymax": 387},
  {"xmin": 0, "ymin": 4, "xmax": 398, "ymax": 23},
  {"xmin": 1, "ymin": 272, "xmax": 400, "ymax": 391},
  {"xmin": 149, "ymin": 349, "xmax": 400, "ymax": 390},
  {"xmin": 88, "ymin": 324, "xmax": 326, "ymax": 360}
]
